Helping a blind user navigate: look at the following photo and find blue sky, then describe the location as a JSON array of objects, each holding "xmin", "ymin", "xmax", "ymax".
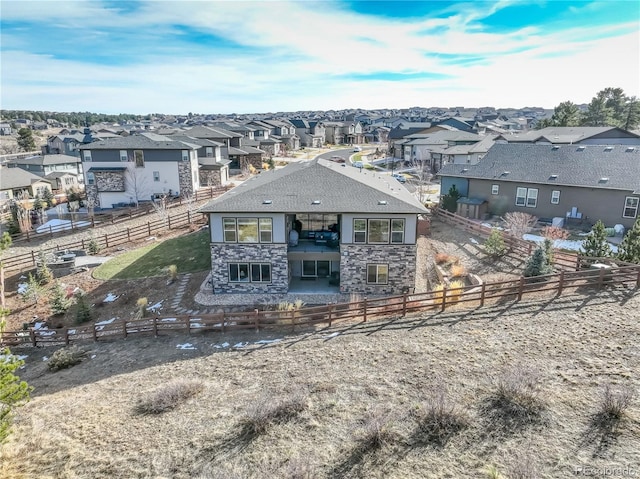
[{"xmin": 1, "ymin": 0, "xmax": 638, "ymax": 114}]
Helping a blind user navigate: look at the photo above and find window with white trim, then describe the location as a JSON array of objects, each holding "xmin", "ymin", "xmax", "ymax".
[
  {"xmin": 222, "ymin": 217, "xmax": 272, "ymax": 243},
  {"xmin": 206, "ymin": 147, "xmax": 213, "ymax": 158},
  {"xmin": 181, "ymin": 150, "xmax": 189, "ymax": 161},
  {"xmin": 516, "ymin": 187, "xmax": 538, "ymax": 208},
  {"xmin": 119, "ymin": 150, "xmax": 128, "ymax": 162},
  {"xmin": 623, "ymin": 196, "xmax": 639, "ymax": 218},
  {"xmin": 491, "ymin": 184, "xmax": 499, "ymax": 195},
  {"xmin": 353, "ymin": 218, "xmax": 405, "ymax": 244},
  {"xmin": 228, "ymin": 263, "xmax": 271, "ymax": 283},
  {"xmin": 153, "ymin": 171, "xmax": 160, "ymax": 182},
  {"xmin": 87, "ymin": 172, "xmax": 95, "ymax": 185},
  {"xmin": 551, "ymin": 190, "xmax": 560, "ymax": 204},
  {"xmin": 82, "ymin": 150, "xmax": 92, "ymax": 162},
  {"xmin": 367, "ymin": 264, "xmax": 389, "ymax": 284}
]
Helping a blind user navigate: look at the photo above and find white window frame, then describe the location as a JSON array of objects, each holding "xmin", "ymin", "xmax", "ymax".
[
  {"xmin": 222, "ymin": 217, "xmax": 272, "ymax": 243},
  {"xmin": 515, "ymin": 187, "xmax": 527, "ymax": 206},
  {"xmin": 153, "ymin": 171, "xmax": 160, "ymax": 182},
  {"xmin": 367, "ymin": 264, "xmax": 389, "ymax": 285},
  {"xmin": 516, "ymin": 187, "xmax": 538, "ymax": 208},
  {"xmin": 181, "ymin": 150, "xmax": 189, "ymax": 162},
  {"xmin": 119, "ymin": 150, "xmax": 128, "ymax": 162},
  {"xmin": 551, "ymin": 190, "xmax": 560, "ymax": 204},
  {"xmin": 206, "ymin": 147, "xmax": 213, "ymax": 158},
  {"xmin": 228, "ymin": 263, "xmax": 271, "ymax": 283},
  {"xmin": 82, "ymin": 150, "xmax": 92, "ymax": 162},
  {"xmin": 87, "ymin": 172, "xmax": 95, "ymax": 185},
  {"xmin": 353, "ymin": 219, "xmax": 367, "ymax": 243},
  {"xmin": 391, "ymin": 219, "xmax": 405, "ymax": 244},
  {"xmin": 491, "ymin": 184, "xmax": 499, "ymax": 195},
  {"xmin": 623, "ymin": 196, "xmax": 639, "ymax": 218},
  {"xmin": 368, "ymin": 219, "xmax": 390, "ymax": 244}
]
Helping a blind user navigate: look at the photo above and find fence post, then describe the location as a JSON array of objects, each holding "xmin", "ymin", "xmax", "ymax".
[
  {"xmin": 104, "ymin": 233, "xmax": 109, "ymax": 249},
  {"xmin": 441, "ymin": 287, "xmax": 447, "ymax": 312},
  {"xmin": 147, "ymin": 221, "xmax": 151, "ymax": 236},
  {"xmin": 402, "ymin": 293, "xmax": 407, "ymax": 317},
  {"xmin": 517, "ymin": 277, "xmax": 525, "ymax": 301},
  {"xmin": 636, "ymin": 267, "xmax": 640, "ymax": 288},
  {"xmin": 186, "ymin": 316, "xmax": 191, "ymax": 334},
  {"xmin": 25, "ymin": 230, "xmax": 31, "ymax": 242},
  {"xmin": 64, "ymin": 328, "xmax": 70, "ymax": 345},
  {"xmin": 557, "ymin": 271, "xmax": 565, "ymax": 296},
  {"xmin": 527, "ymin": 243, "xmax": 532, "ymax": 255},
  {"xmin": 480, "ymin": 283, "xmax": 486, "ymax": 307},
  {"xmin": 30, "ymin": 329, "xmax": 36, "ymax": 347},
  {"xmin": 153, "ymin": 317, "xmax": 158, "ymax": 337},
  {"xmin": 255, "ymin": 309, "xmax": 261, "ymax": 332},
  {"xmin": 168, "ymin": 215, "xmax": 172, "ymax": 230},
  {"xmin": 221, "ymin": 311, "xmax": 226, "ymax": 333},
  {"xmin": 81, "ymin": 238, "xmax": 86, "ymax": 250},
  {"xmin": 127, "ymin": 228, "xmax": 131, "ymax": 241},
  {"xmin": 187, "ymin": 209, "xmax": 191, "ymax": 224},
  {"xmin": 31, "ymin": 250, "xmax": 36, "ymax": 267},
  {"xmin": 91, "ymin": 216, "xmax": 95, "ymax": 228},
  {"xmin": 93, "ymin": 325, "xmax": 97, "ymax": 342},
  {"xmin": 328, "ymin": 303, "xmax": 333, "ymax": 326},
  {"xmin": 576, "ymin": 255, "xmax": 581, "ymax": 271},
  {"xmin": 598, "ymin": 268, "xmax": 605, "ymax": 289},
  {"xmin": 122, "ymin": 320, "xmax": 127, "ymax": 339},
  {"xmin": 363, "ymin": 298, "xmax": 367, "ymax": 322}
]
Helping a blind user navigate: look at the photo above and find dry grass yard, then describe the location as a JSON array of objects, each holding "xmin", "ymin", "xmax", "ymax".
[{"xmin": 2, "ymin": 286, "xmax": 639, "ymax": 478}]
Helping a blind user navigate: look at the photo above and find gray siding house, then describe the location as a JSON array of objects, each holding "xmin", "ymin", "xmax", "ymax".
[
  {"xmin": 438, "ymin": 144, "xmax": 640, "ymax": 228},
  {"xmin": 78, "ymin": 133, "xmax": 200, "ymax": 208},
  {"xmin": 199, "ymin": 159, "xmax": 428, "ymax": 296}
]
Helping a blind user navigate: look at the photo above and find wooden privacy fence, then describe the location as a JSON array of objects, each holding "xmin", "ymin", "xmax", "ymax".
[
  {"xmin": 6, "ymin": 185, "xmax": 230, "ymax": 245},
  {"xmin": 3, "ymin": 208, "xmax": 207, "ymax": 274},
  {"xmin": 3, "ymin": 263, "xmax": 639, "ymax": 348},
  {"xmin": 435, "ymin": 209, "xmax": 582, "ymax": 271}
]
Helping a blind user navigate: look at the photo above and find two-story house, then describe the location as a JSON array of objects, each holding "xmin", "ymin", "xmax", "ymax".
[
  {"xmin": 290, "ymin": 120, "xmax": 326, "ymax": 148},
  {"xmin": 77, "ymin": 133, "xmax": 200, "ymax": 208},
  {"xmin": 438, "ymin": 143, "xmax": 640, "ymax": 228},
  {"xmin": 7, "ymin": 154, "xmax": 84, "ymax": 193},
  {"xmin": 260, "ymin": 119, "xmax": 301, "ymax": 151},
  {"xmin": 170, "ymin": 135, "xmax": 231, "ymax": 187},
  {"xmin": 199, "ymin": 159, "xmax": 428, "ymax": 296}
]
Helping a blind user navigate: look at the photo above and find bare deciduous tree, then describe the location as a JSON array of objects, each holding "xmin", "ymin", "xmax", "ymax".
[
  {"xmin": 125, "ymin": 167, "xmax": 149, "ymax": 208},
  {"xmin": 503, "ymin": 212, "xmax": 538, "ymax": 239}
]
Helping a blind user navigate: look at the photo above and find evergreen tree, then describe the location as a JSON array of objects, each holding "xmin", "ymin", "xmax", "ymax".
[
  {"xmin": 523, "ymin": 245, "xmax": 553, "ymax": 278},
  {"xmin": 580, "ymin": 220, "xmax": 613, "ymax": 258},
  {"xmin": 74, "ymin": 293, "xmax": 93, "ymax": 324},
  {"xmin": 41, "ymin": 188, "xmax": 54, "ymax": 208},
  {"xmin": 49, "ymin": 281, "xmax": 71, "ymax": 315},
  {"xmin": 441, "ymin": 185, "xmax": 461, "ymax": 213},
  {"xmin": 23, "ymin": 273, "xmax": 44, "ymax": 305},
  {"xmin": 87, "ymin": 234, "xmax": 101, "ymax": 255},
  {"xmin": 0, "ymin": 345, "xmax": 31, "ymax": 443},
  {"xmin": 36, "ymin": 251, "xmax": 53, "ymax": 285},
  {"xmin": 16, "ymin": 128, "xmax": 36, "ymax": 151},
  {"xmin": 484, "ymin": 228, "xmax": 508, "ymax": 257},
  {"xmin": 617, "ymin": 218, "xmax": 640, "ymax": 264}
]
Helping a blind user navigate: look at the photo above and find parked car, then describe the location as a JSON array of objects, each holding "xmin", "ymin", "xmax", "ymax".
[
  {"xmin": 353, "ymin": 146, "xmax": 362, "ymax": 152},
  {"xmin": 331, "ymin": 156, "xmax": 345, "ymax": 163},
  {"xmin": 352, "ymin": 161, "xmax": 364, "ymax": 169},
  {"xmin": 392, "ymin": 173, "xmax": 407, "ymax": 183}
]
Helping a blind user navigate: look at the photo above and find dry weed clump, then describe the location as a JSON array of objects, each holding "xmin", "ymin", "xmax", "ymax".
[
  {"xmin": 504, "ymin": 449, "xmax": 541, "ymax": 479},
  {"xmin": 240, "ymin": 390, "xmax": 308, "ymax": 436},
  {"xmin": 47, "ymin": 346, "xmax": 87, "ymax": 372},
  {"xmin": 450, "ymin": 264, "xmax": 467, "ymax": 277},
  {"xmin": 432, "ymin": 281, "xmax": 466, "ymax": 305},
  {"xmin": 414, "ymin": 388, "xmax": 470, "ymax": 447},
  {"xmin": 352, "ymin": 409, "xmax": 397, "ymax": 453},
  {"xmin": 483, "ymin": 364, "xmax": 546, "ymax": 431},
  {"xmin": 592, "ymin": 383, "xmax": 635, "ymax": 426},
  {"xmin": 134, "ymin": 379, "xmax": 204, "ymax": 415}
]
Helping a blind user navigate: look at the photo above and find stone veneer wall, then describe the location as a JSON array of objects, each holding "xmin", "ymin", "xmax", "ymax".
[
  {"xmin": 339, "ymin": 244, "xmax": 417, "ymax": 295},
  {"xmin": 95, "ymin": 171, "xmax": 125, "ymax": 192},
  {"xmin": 178, "ymin": 161, "xmax": 194, "ymax": 197},
  {"xmin": 85, "ymin": 184, "xmax": 99, "ymax": 207},
  {"xmin": 210, "ymin": 243, "xmax": 288, "ymax": 294}
]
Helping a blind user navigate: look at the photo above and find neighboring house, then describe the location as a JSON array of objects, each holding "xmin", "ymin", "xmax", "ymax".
[
  {"xmin": 437, "ymin": 144, "xmax": 640, "ymax": 228},
  {"xmin": 290, "ymin": 119, "xmax": 326, "ymax": 147},
  {"xmin": 403, "ymin": 131, "xmax": 480, "ymax": 172},
  {"xmin": 44, "ymin": 128, "xmax": 97, "ymax": 156},
  {"xmin": 199, "ymin": 158, "xmax": 428, "ymax": 295},
  {"xmin": 260, "ymin": 119, "xmax": 301, "ymax": 151},
  {"xmin": 440, "ymin": 135, "xmax": 497, "ymax": 166},
  {"xmin": 171, "ymin": 135, "xmax": 231, "ymax": 187},
  {"xmin": 495, "ymin": 127, "xmax": 640, "ymax": 145},
  {"xmin": 0, "ymin": 124, "xmax": 12, "ymax": 136},
  {"xmin": 7, "ymin": 154, "xmax": 83, "ymax": 177},
  {"xmin": 0, "ymin": 166, "xmax": 52, "ymax": 202},
  {"xmin": 44, "ymin": 171, "xmax": 80, "ymax": 192},
  {"xmin": 77, "ymin": 133, "xmax": 200, "ymax": 208}
]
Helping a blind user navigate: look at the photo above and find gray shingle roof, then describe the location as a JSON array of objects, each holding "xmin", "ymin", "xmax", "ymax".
[
  {"xmin": 1, "ymin": 167, "xmax": 51, "ymax": 190},
  {"xmin": 78, "ymin": 132, "xmax": 198, "ymax": 150},
  {"xmin": 183, "ymin": 125, "xmax": 241, "ymax": 139},
  {"xmin": 496, "ymin": 127, "xmax": 640, "ymax": 144},
  {"xmin": 438, "ymin": 144, "xmax": 640, "ymax": 191},
  {"xmin": 10, "ymin": 154, "xmax": 81, "ymax": 166},
  {"xmin": 199, "ymin": 159, "xmax": 428, "ymax": 214}
]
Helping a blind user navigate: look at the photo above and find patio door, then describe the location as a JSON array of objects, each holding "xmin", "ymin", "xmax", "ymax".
[{"xmin": 302, "ymin": 260, "xmax": 331, "ymax": 277}]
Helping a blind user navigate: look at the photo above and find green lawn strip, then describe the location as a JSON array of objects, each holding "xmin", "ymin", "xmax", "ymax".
[{"xmin": 93, "ymin": 230, "xmax": 211, "ymax": 280}]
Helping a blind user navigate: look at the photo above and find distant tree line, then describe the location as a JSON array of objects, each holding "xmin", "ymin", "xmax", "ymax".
[
  {"xmin": 0, "ymin": 110, "xmax": 148, "ymax": 127},
  {"xmin": 537, "ymin": 87, "xmax": 640, "ymax": 130}
]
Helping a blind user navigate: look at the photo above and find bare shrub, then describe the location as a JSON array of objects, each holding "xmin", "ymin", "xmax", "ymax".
[
  {"xmin": 352, "ymin": 409, "xmax": 396, "ymax": 453},
  {"xmin": 447, "ymin": 280, "xmax": 465, "ymax": 304},
  {"xmin": 48, "ymin": 346, "xmax": 87, "ymax": 372},
  {"xmin": 541, "ymin": 225, "xmax": 570, "ymax": 241},
  {"xmin": 135, "ymin": 379, "xmax": 203, "ymax": 415},
  {"xmin": 435, "ymin": 253, "xmax": 452, "ymax": 264},
  {"xmin": 503, "ymin": 212, "xmax": 538, "ymax": 239},
  {"xmin": 593, "ymin": 384, "xmax": 635, "ymax": 425},
  {"xmin": 414, "ymin": 387, "xmax": 470, "ymax": 447},
  {"xmin": 483, "ymin": 364, "xmax": 546, "ymax": 431},
  {"xmin": 240, "ymin": 390, "xmax": 307, "ymax": 436}
]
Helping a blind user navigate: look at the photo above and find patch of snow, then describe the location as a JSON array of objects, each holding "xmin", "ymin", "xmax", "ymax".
[
  {"xmin": 323, "ymin": 332, "xmax": 340, "ymax": 339},
  {"xmin": 147, "ymin": 301, "xmax": 164, "ymax": 313},
  {"xmin": 190, "ymin": 322, "xmax": 204, "ymax": 328},
  {"xmin": 232, "ymin": 342, "xmax": 247, "ymax": 349},
  {"xmin": 68, "ymin": 329, "xmax": 76, "ymax": 334},
  {"xmin": 42, "ymin": 356, "xmax": 48, "ymax": 361},
  {"xmin": 19, "ymin": 275, "xmax": 26, "ymax": 279},
  {"xmin": 254, "ymin": 339, "xmax": 282, "ymax": 345},
  {"xmin": 213, "ymin": 342, "xmax": 230, "ymax": 349},
  {"xmin": 0, "ymin": 354, "xmax": 28, "ymax": 362},
  {"xmin": 103, "ymin": 293, "xmax": 119, "ymax": 303},
  {"xmin": 146, "ymin": 236, "xmax": 157, "ymax": 241},
  {"xmin": 177, "ymin": 343, "xmax": 196, "ymax": 350},
  {"xmin": 91, "ymin": 354, "xmax": 96, "ymax": 359},
  {"xmin": 17, "ymin": 283, "xmax": 28, "ymax": 295},
  {"xmin": 470, "ymin": 238, "xmax": 479, "ymax": 245},
  {"xmin": 160, "ymin": 317, "xmax": 177, "ymax": 322},
  {"xmin": 33, "ymin": 322, "xmax": 46, "ymax": 330},
  {"xmin": 36, "ymin": 218, "xmax": 91, "ymax": 234},
  {"xmin": 95, "ymin": 317, "xmax": 117, "ymax": 331},
  {"xmin": 37, "ymin": 330, "xmax": 56, "ymax": 337}
]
